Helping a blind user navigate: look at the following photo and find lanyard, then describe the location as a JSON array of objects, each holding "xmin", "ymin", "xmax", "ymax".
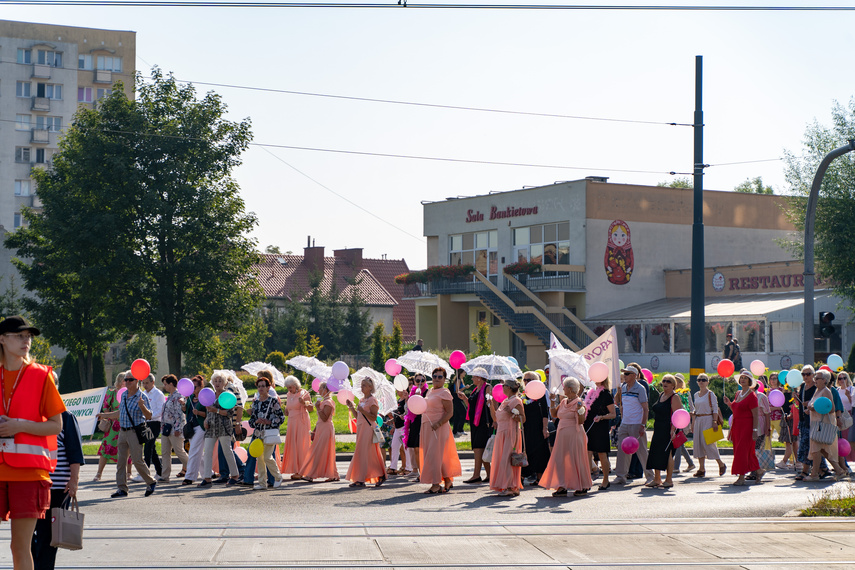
[{"xmin": 0, "ymin": 365, "xmax": 27, "ymax": 416}]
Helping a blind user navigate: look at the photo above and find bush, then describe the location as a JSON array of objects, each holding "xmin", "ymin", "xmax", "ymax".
[
  {"xmin": 266, "ymin": 351, "xmax": 287, "ymax": 371},
  {"xmin": 848, "ymin": 342, "xmax": 855, "ymax": 372},
  {"xmin": 502, "ymin": 261, "xmax": 542, "ymax": 275},
  {"xmin": 394, "ymin": 264, "xmax": 476, "ymax": 284},
  {"xmin": 58, "ymin": 353, "xmax": 106, "ymax": 393}
]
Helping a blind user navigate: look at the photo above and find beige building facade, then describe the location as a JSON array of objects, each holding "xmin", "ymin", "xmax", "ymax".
[
  {"xmin": 411, "ymin": 178, "xmax": 851, "ymax": 372},
  {"xmin": 0, "ymin": 19, "xmax": 135, "ymax": 288}
]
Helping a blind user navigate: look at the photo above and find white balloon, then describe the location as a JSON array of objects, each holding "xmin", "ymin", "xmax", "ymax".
[
  {"xmin": 393, "ymin": 374, "xmax": 408, "ymax": 391},
  {"xmin": 332, "ymin": 361, "xmax": 350, "ymax": 381}
]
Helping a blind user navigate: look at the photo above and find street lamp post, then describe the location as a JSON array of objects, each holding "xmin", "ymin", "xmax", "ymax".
[{"xmin": 802, "ymin": 139, "xmax": 855, "ymax": 367}]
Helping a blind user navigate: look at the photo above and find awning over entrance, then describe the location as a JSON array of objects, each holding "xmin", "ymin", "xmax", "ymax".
[{"xmin": 587, "ymin": 290, "xmax": 835, "ymax": 322}]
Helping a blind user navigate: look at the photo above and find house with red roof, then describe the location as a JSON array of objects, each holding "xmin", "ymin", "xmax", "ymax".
[{"xmin": 253, "ymin": 244, "xmax": 415, "ymax": 341}]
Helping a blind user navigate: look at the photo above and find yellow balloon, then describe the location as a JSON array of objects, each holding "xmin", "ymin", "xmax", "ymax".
[
  {"xmin": 249, "ymin": 438, "xmax": 264, "ymax": 458},
  {"xmin": 537, "ymin": 369, "xmax": 547, "ymax": 383}
]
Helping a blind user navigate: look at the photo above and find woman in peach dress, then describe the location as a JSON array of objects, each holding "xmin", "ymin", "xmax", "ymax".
[
  {"xmin": 346, "ymin": 378, "xmax": 387, "ymax": 487},
  {"xmin": 540, "ymin": 377, "xmax": 593, "ymax": 497},
  {"xmin": 419, "ymin": 367, "xmax": 462, "ymax": 494},
  {"xmin": 281, "ymin": 375, "xmax": 312, "ymax": 480},
  {"xmin": 300, "ymin": 381, "xmax": 339, "ymax": 483},
  {"xmin": 489, "ymin": 378, "xmax": 526, "ymax": 497}
]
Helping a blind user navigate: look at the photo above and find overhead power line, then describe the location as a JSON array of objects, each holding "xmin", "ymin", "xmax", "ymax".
[
  {"xmin": 169, "ymin": 78, "xmax": 688, "ymax": 126},
  {"xmin": 4, "ymin": 2, "xmax": 855, "ymax": 11}
]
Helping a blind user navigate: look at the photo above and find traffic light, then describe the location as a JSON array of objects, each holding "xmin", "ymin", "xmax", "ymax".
[{"xmin": 819, "ymin": 311, "xmax": 836, "ymax": 338}]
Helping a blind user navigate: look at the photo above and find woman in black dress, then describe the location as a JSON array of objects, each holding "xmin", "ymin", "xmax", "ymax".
[
  {"xmin": 404, "ymin": 373, "xmax": 428, "ymax": 478},
  {"xmin": 521, "ymin": 371, "xmax": 551, "ymax": 485},
  {"xmin": 583, "ymin": 373, "xmax": 616, "ymax": 489},
  {"xmin": 645, "ymin": 374, "xmax": 682, "ymax": 488},
  {"xmin": 461, "ymin": 367, "xmax": 492, "ymax": 483}
]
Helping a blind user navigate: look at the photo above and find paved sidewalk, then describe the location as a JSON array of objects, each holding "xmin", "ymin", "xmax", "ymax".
[{"xmin": 3, "ymin": 518, "xmax": 854, "ymax": 568}]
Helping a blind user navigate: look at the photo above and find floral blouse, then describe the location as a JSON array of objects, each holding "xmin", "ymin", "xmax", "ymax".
[
  {"xmin": 204, "ymin": 397, "xmax": 234, "ymax": 439},
  {"xmin": 162, "ymin": 391, "xmax": 186, "ymax": 431},
  {"xmin": 249, "ymin": 396, "xmax": 285, "ymax": 434}
]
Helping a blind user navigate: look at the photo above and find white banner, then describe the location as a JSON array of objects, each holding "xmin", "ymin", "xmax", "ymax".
[
  {"xmin": 578, "ymin": 326, "xmax": 621, "ymax": 388},
  {"xmin": 548, "ymin": 333, "xmax": 564, "ymax": 392},
  {"xmin": 61, "ymin": 387, "xmax": 107, "ymax": 436}
]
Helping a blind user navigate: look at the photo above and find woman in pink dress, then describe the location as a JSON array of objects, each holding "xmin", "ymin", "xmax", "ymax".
[
  {"xmin": 345, "ymin": 378, "xmax": 387, "ymax": 487},
  {"xmin": 419, "ymin": 367, "xmax": 462, "ymax": 494},
  {"xmin": 280, "ymin": 375, "xmax": 312, "ymax": 480},
  {"xmin": 300, "ymin": 381, "xmax": 339, "ymax": 483},
  {"xmin": 724, "ymin": 370, "xmax": 760, "ymax": 486},
  {"xmin": 488, "ymin": 378, "xmax": 526, "ymax": 497},
  {"xmin": 540, "ymin": 377, "xmax": 593, "ymax": 496}
]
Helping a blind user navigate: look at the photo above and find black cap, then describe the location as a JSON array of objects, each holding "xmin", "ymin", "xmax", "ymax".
[{"xmin": 0, "ymin": 315, "xmax": 40, "ymax": 336}]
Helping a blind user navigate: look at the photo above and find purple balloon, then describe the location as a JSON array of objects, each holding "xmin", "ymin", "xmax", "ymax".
[
  {"xmin": 768, "ymin": 389, "xmax": 785, "ymax": 408},
  {"xmin": 326, "ymin": 376, "xmax": 342, "ymax": 392},
  {"xmin": 199, "ymin": 387, "xmax": 216, "ymax": 406},
  {"xmin": 177, "ymin": 378, "xmax": 194, "ymax": 397}
]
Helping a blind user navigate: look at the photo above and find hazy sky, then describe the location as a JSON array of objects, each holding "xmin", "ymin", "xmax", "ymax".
[{"xmin": 5, "ymin": 2, "xmax": 855, "ymax": 269}]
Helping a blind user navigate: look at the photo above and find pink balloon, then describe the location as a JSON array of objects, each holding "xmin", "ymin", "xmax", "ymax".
[
  {"xmin": 337, "ymin": 389, "xmax": 354, "ymax": 405},
  {"xmin": 408, "ymin": 394, "xmax": 427, "ymax": 415},
  {"xmin": 839, "ymin": 439, "xmax": 851, "ymax": 457},
  {"xmin": 671, "ymin": 409, "xmax": 690, "ymax": 430},
  {"xmin": 117, "ymin": 387, "xmax": 127, "ymax": 402},
  {"xmin": 199, "ymin": 387, "xmax": 216, "ymax": 406},
  {"xmin": 449, "ymin": 350, "xmax": 467, "ymax": 369},
  {"xmin": 311, "ymin": 377, "xmax": 322, "ymax": 392},
  {"xmin": 749, "ymin": 359, "xmax": 766, "ymax": 377},
  {"xmin": 620, "ymin": 437, "xmax": 639, "ymax": 454},
  {"xmin": 757, "ymin": 381, "xmax": 765, "ymax": 394},
  {"xmin": 241, "ymin": 420, "xmax": 254, "ymax": 438},
  {"xmin": 641, "ymin": 368, "xmax": 653, "ymax": 383},
  {"xmin": 492, "ymin": 383, "xmax": 507, "ymax": 403},
  {"xmin": 384, "ymin": 358, "xmax": 402, "ymax": 376},
  {"xmin": 768, "ymin": 389, "xmax": 785, "ymax": 408},
  {"xmin": 234, "ymin": 446, "xmax": 248, "ymax": 462},
  {"xmin": 524, "ymin": 380, "xmax": 546, "ymax": 400},
  {"xmin": 588, "ymin": 362, "xmax": 609, "ymax": 384}
]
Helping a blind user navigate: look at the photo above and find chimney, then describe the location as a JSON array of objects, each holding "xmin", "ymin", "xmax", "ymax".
[
  {"xmin": 303, "ymin": 244, "xmax": 325, "ymax": 273},
  {"xmin": 333, "ymin": 248, "xmax": 363, "ymax": 276}
]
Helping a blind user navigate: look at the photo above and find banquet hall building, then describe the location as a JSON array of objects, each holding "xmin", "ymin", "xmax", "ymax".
[{"xmin": 406, "ymin": 177, "xmax": 851, "ymax": 371}]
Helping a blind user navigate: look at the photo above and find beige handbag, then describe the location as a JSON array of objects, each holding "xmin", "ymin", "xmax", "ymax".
[{"xmin": 50, "ymin": 496, "xmax": 84, "ymax": 550}]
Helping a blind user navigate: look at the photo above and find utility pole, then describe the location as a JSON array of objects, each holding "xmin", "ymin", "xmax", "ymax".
[
  {"xmin": 802, "ymin": 139, "xmax": 855, "ymax": 366},
  {"xmin": 689, "ymin": 55, "xmax": 706, "ymax": 392}
]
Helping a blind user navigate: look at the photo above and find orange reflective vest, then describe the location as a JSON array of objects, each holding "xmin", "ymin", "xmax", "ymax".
[{"xmin": 0, "ymin": 363, "xmax": 58, "ymax": 472}]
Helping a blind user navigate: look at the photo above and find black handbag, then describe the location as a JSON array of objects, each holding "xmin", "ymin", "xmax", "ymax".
[
  {"xmin": 123, "ymin": 397, "xmax": 155, "ymax": 445},
  {"xmin": 161, "ymin": 423, "xmax": 173, "ymax": 437},
  {"xmin": 183, "ymin": 396, "xmax": 198, "ymax": 439}
]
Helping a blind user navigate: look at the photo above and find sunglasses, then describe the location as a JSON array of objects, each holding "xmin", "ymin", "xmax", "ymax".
[
  {"xmin": 698, "ymin": 379, "xmax": 709, "ymax": 382},
  {"xmin": 124, "ymin": 378, "xmax": 136, "ymax": 382},
  {"xmin": 661, "ymin": 380, "xmax": 673, "ymax": 384},
  {"xmin": 432, "ymin": 374, "xmax": 445, "ymax": 379},
  {"xmin": 802, "ymin": 373, "xmax": 813, "ymax": 376}
]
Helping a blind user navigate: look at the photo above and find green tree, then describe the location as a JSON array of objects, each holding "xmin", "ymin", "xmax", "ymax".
[
  {"xmin": 58, "ymin": 353, "xmax": 106, "ymax": 392},
  {"xmin": 340, "ymin": 290, "xmax": 371, "ymax": 356},
  {"xmin": 182, "ymin": 333, "xmax": 225, "ymax": 377},
  {"xmin": 848, "ymin": 342, "xmax": 855, "ymax": 373},
  {"xmin": 389, "ymin": 321, "xmax": 404, "ymax": 359},
  {"xmin": 266, "ymin": 351, "xmax": 287, "ymax": 371},
  {"xmin": 126, "ymin": 333, "xmax": 158, "ymax": 372},
  {"xmin": 783, "ymin": 98, "xmax": 855, "ymax": 306},
  {"xmin": 471, "ymin": 320, "xmax": 491, "ymax": 356},
  {"xmin": 657, "ymin": 177, "xmax": 692, "ymax": 189},
  {"xmin": 263, "ymin": 301, "xmax": 308, "ymax": 356},
  {"xmin": 9, "ymin": 69, "xmax": 262, "ymax": 377},
  {"xmin": 371, "ymin": 322, "xmax": 387, "ymax": 372},
  {"xmin": 265, "ymin": 245, "xmax": 282, "ymax": 254},
  {"xmin": 0, "ymin": 276, "xmax": 23, "ymax": 316},
  {"xmin": 224, "ymin": 310, "xmax": 270, "ymax": 369},
  {"xmin": 734, "ymin": 176, "xmax": 774, "ymax": 194}
]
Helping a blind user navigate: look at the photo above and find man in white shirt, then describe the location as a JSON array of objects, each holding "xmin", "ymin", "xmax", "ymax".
[
  {"xmin": 137, "ymin": 373, "xmax": 166, "ymax": 481},
  {"xmin": 614, "ymin": 364, "xmax": 654, "ymax": 485}
]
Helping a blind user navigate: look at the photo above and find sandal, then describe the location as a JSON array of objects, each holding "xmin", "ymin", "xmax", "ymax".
[
  {"xmin": 693, "ymin": 470, "xmax": 705, "ymax": 478},
  {"xmin": 463, "ymin": 476, "xmax": 483, "ymax": 484},
  {"xmin": 425, "ymin": 486, "xmax": 442, "ymax": 494},
  {"xmin": 348, "ymin": 482, "xmax": 366, "ymax": 488},
  {"xmin": 573, "ymin": 489, "xmax": 588, "ymax": 496},
  {"xmin": 386, "ymin": 468, "xmax": 397, "ymax": 475},
  {"xmin": 718, "ymin": 464, "xmax": 727, "ymax": 476},
  {"xmin": 662, "ymin": 482, "xmax": 674, "ymax": 488},
  {"xmin": 375, "ymin": 476, "xmax": 386, "ymax": 488},
  {"xmin": 177, "ymin": 470, "xmax": 186, "ymax": 479},
  {"xmin": 92, "ymin": 474, "xmax": 102, "ymax": 482}
]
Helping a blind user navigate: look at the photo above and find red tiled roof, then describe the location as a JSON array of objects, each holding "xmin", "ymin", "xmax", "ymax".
[{"xmin": 252, "ymin": 252, "xmax": 415, "ymax": 341}]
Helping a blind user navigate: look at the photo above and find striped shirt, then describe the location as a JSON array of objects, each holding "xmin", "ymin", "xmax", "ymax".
[{"xmin": 52, "ymin": 411, "xmax": 84, "ymax": 490}]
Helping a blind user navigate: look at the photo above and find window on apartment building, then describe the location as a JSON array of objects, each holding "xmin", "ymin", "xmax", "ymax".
[
  {"xmin": 17, "ymin": 49, "xmax": 31, "ymax": 64},
  {"xmin": 78, "ymin": 54, "xmax": 93, "ymax": 70},
  {"xmin": 36, "ymin": 50, "xmax": 62, "ymax": 67},
  {"xmin": 15, "ymin": 147, "xmax": 31, "ymax": 163},
  {"xmin": 14, "ymin": 213, "xmax": 23, "ymax": 229},
  {"xmin": 35, "ymin": 149, "xmax": 46, "ymax": 164},
  {"xmin": 16, "ymin": 81, "xmax": 31, "ymax": 97},
  {"xmin": 36, "ymin": 83, "xmax": 62, "ymax": 100},
  {"xmin": 15, "ymin": 181, "xmax": 31, "ymax": 196},
  {"xmin": 36, "ymin": 116, "xmax": 62, "ymax": 132},
  {"xmin": 449, "ymin": 230, "xmax": 498, "ymax": 275},
  {"xmin": 96, "ymin": 56, "xmax": 122, "ymax": 72},
  {"xmin": 78, "ymin": 87, "xmax": 93, "ymax": 102},
  {"xmin": 15, "ymin": 115, "xmax": 31, "ymax": 130},
  {"xmin": 513, "ymin": 222, "xmax": 571, "ymax": 265},
  {"xmin": 96, "ymin": 88, "xmax": 112, "ymax": 100}
]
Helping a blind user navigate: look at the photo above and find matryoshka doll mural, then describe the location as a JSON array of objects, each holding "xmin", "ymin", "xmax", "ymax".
[{"xmin": 604, "ymin": 220, "xmax": 633, "ymax": 285}]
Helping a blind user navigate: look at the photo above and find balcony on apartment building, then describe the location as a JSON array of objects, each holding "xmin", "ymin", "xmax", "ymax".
[
  {"xmin": 30, "ymin": 129, "xmax": 50, "ymax": 144},
  {"xmin": 94, "ymin": 69, "xmax": 112, "ymax": 83},
  {"xmin": 32, "ymin": 63, "xmax": 52, "ymax": 79},
  {"xmin": 31, "ymin": 97, "xmax": 51, "ymax": 112},
  {"xmin": 514, "ymin": 265, "xmax": 586, "ymax": 292}
]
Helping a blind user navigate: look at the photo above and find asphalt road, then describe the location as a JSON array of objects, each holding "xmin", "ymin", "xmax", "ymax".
[{"xmin": 78, "ymin": 456, "xmax": 834, "ymax": 526}]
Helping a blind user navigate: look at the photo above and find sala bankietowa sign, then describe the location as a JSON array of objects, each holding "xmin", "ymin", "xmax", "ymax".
[{"xmin": 466, "ymin": 205, "xmax": 538, "ymax": 223}]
